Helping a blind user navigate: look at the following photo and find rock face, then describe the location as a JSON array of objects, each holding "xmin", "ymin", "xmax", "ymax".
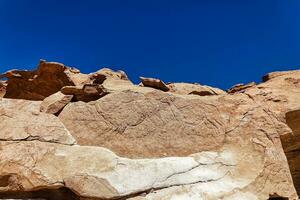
[
  {"xmin": 0, "ymin": 60, "xmax": 299, "ymax": 200},
  {"xmin": 40, "ymin": 91, "xmax": 73, "ymax": 114},
  {"xmin": 244, "ymin": 70, "xmax": 300, "ymax": 195}
]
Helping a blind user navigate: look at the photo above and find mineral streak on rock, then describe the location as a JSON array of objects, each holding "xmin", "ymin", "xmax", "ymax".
[{"xmin": 0, "ymin": 60, "xmax": 299, "ymax": 200}]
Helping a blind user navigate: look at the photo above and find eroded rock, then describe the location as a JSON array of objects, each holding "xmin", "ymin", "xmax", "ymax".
[
  {"xmin": 167, "ymin": 82, "xmax": 226, "ymax": 96},
  {"xmin": 40, "ymin": 91, "xmax": 73, "ymax": 114},
  {"xmin": 0, "ymin": 98, "xmax": 76, "ymax": 145},
  {"xmin": 61, "ymin": 84, "xmax": 108, "ymax": 102},
  {"xmin": 2, "ymin": 60, "xmax": 87, "ymax": 100},
  {"xmin": 1, "ymin": 60, "xmax": 131, "ymax": 101},
  {"xmin": 0, "ymin": 61, "xmax": 299, "ymax": 199},
  {"xmin": 227, "ymin": 82, "xmax": 256, "ymax": 93},
  {"xmin": 0, "ymin": 140, "xmax": 293, "ymax": 200},
  {"xmin": 139, "ymin": 77, "xmax": 170, "ymax": 91}
]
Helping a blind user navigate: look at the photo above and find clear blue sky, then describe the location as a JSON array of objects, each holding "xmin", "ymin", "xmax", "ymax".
[{"xmin": 0, "ymin": 0, "xmax": 300, "ymax": 89}]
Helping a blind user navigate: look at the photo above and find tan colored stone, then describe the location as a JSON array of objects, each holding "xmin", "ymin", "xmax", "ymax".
[
  {"xmin": 0, "ymin": 62, "xmax": 299, "ymax": 199},
  {"xmin": 244, "ymin": 70, "xmax": 300, "ymax": 195},
  {"xmin": 262, "ymin": 70, "xmax": 300, "ymax": 82},
  {"xmin": 0, "ymin": 98, "xmax": 76, "ymax": 145},
  {"xmin": 61, "ymin": 84, "xmax": 108, "ymax": 102},
  {"xmin": 59, "ymin": 88, "xmax": 297, "ymax": 198},
  {"xmin": 167, "ymin": 82, "xmax": 226, "ymax": 96},
  {"xmin": 0, "ymin": 140, "xmax": 295, "ymax": 200},
  {"xmin": 0, "ymin": 81, "xmax": 6, "ymax": 97},
  {"xmin": 227, "ymin": 82, "xmax": 256, "ymax": 93},
  {"xmin": 40, "ymin": 91, "xmax": 73, "ymax": 114},
  {"xmin": 139, "ymin": 77, "xmax": 169, "ymax": 91}
]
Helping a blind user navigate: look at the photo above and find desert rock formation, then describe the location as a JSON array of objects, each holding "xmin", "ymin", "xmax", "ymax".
[{"xmin": 0, "ymin": 60, "xmax": 299, "ymax": 200}]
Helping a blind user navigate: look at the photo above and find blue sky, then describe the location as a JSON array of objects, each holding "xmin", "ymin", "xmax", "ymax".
[{"xmin": 0, "ymin": 0, "xmax": 300, "ymax": 89}]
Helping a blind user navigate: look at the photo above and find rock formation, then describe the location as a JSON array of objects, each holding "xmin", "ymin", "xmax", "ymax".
[
  {"xmin": 139, "ymin": 77, "xmax": 170, "ymax": 91},
  {"xmin": 0, "ymin": 60, "xmax": 299, "ymax": 200}
]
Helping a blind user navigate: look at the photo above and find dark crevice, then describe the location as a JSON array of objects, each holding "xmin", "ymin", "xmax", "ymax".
[
  {"xmin": 281, "ymin": 110, "xmax": 300, "ymax": 196},
  {"xmin": 0, "ymin": 175, "xmax": 10, "ymax": 187},
  {"xmin": 268, "ymin": 193, "xmax": 289, "ymax": 200},
  {"xmin": 0, "ymin": 188, "xmax": 79, "ymax": 200},
  {"xmin": 188, "ymin": 90, "xmax": 214, "ymax": 96}
]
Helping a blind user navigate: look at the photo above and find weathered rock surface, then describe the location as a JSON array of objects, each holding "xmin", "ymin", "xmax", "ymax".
[
  {"xmin": 2, "ymin": 60, "xmax": 84, "ymax": 100},
  {"xmin": 139, "ymin": 77, "xmax": 170, "ymax": 91},
  {"xmin": 40, "ymin": 91, "xmax": 73, "ymax": 114},
  {"xmin": 167, "ymin": 82, "xmax": 226, "ymax": 96},
  {"xmin": 243, "ymin": 70, "xmax": 300, "ymax": 195},
  {"xmin": 0, "ymin": 81, "xmax": 6, "ymax": 97},
  {"xmin": 227, "ymin": 82, "xmax": 256, "ymax": 93},
  {"xmin": 0, "ymin": 98, "xmax": 76, "ymax": 145},
  {"xmin": 0, "ymin": 60, "xmax": 299, "ymax": 200},
  {"xmin": 1, "ymin": 60, "xmax": 131, "ymax": 101},
  {"xmin": 61, "ymin": 84, "xmax": 108, "ymax": 102}
]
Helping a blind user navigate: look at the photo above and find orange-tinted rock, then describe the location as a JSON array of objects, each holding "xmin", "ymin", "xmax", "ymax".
[
  {"xmin": 227, "ymin": 82, "xmax": 256, "ymax": 93},
  {"xmin": 3, "ymin": 60, "xmax": 84, "ymax": 100},
  {"xmin": 167, "ymin": 82, "xmax": 226, "ymax": 96},
  {"xmin": 40, "ymin": 91, "xmax": 73, "ymax": 114},
  {"xmin": 61, "ymin": 84, "xmax": 108, "ymax": 102},
  {"xmin": 139, "ymin": 77, "xmax": 170, "ymax": 91},
  {"xmin": 0, "ymin": 61, "xmax": 299, "ymax": 200}
]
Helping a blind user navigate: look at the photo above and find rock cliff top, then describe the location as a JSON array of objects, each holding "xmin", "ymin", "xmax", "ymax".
[{"xmin": 0, "ymin": 60, "xmax": 299, "ymax": 200}]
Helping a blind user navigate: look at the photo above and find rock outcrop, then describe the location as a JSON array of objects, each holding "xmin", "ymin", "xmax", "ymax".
[
  {"xmin": 139, "ymin": 77, "xmax": 170, "ymax": 91},
  {"xmin": 0, "ymin": 60, "xmax": 299, "ymax": 200},
  {"xmin": 40, "ymin": 91, "xmax": 73, "ymax": 114},
  {"xmin": 2, "ymin": 60, "xmax": 85, "ymax": 100},
  {"xmin": 243, "ymin": 70, "xmax": 300, "ymax": 195},
  {"xmin": 61, "ymin": 84, "xmax": 108, "ymax": 102},
  {"xmin": 227, "ymin": 82, "xmax": 256, "ymax": 93},
  {"xmin": 167, "ymin": 82, "xmax": 226, "ymax": 96}
]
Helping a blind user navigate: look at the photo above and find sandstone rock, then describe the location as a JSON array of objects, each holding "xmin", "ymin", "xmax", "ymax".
[
  {"xmin": 167, "ymin": 82, "xmax": 226, "ymax": 96},
  {"xmin": 0, "ymin": 61, "xmax": 299, "ymax": 199},
  {"xmin": 2, "ymin": 60, "xmax": 88, "ymax": 100},
  {"xmin": 0, "ymin": 98, "xmax": 76, "ymax": 145},
  {"xmin": 227, "ymin": 82, "xmax": 256, "ymax": 93},
  {"xmin": 0, "ymin": 140, "xmax": 294, "ymax": 200},
  {"xmin": 262, "ymin": 70, "xmax": 300, "ymax": 82},
  {"xmin": 286, "ymin": 109, "xmax": 300, "ymax": 135},
  {"xmin": 59, "ymin": 89, "xmax": 297, "ymax": 198},
  {"xmin": 0, "ymin": 81, "xmax": 6, "ymax": 97},
  {"xmin": 1, "ymin": 60, "xmax": 130, "ymax": 101},
  {"xmin": 139, "ymin": 77, "xmax": 169, "ymax": 91},
  {"xmin": 92, "ymin": 68, "xmax": 129, "ymax": 81},
  {"xmin": 244, "ymin": 70, "xmax": 300, "ymax": 195},
  {"xmin": 61, "ymin": 84, "xmax": 108, "ymax": 102},
  {"xmin": 40, "ymin": 91, "xmax": 73, "ymax": 114}
]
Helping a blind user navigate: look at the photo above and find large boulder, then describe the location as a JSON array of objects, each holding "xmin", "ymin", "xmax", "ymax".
[
  {"xmin": 0, "ymin": 140, "xmax": 294, "ymax": 200},
  {"xmin": 40, "ymin": 91, "xmax": 73, "ymax": 114},
  {"xmin": 61, "ymin": 84, "xmax": 108, "ymax": 102},
  {"xmin": 59, "ymin": 86, "xmax": 297, "ymax": 199},
  {"xmin": 0, "ymin": 98, "xmax": 76, "ymax": 145}
]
